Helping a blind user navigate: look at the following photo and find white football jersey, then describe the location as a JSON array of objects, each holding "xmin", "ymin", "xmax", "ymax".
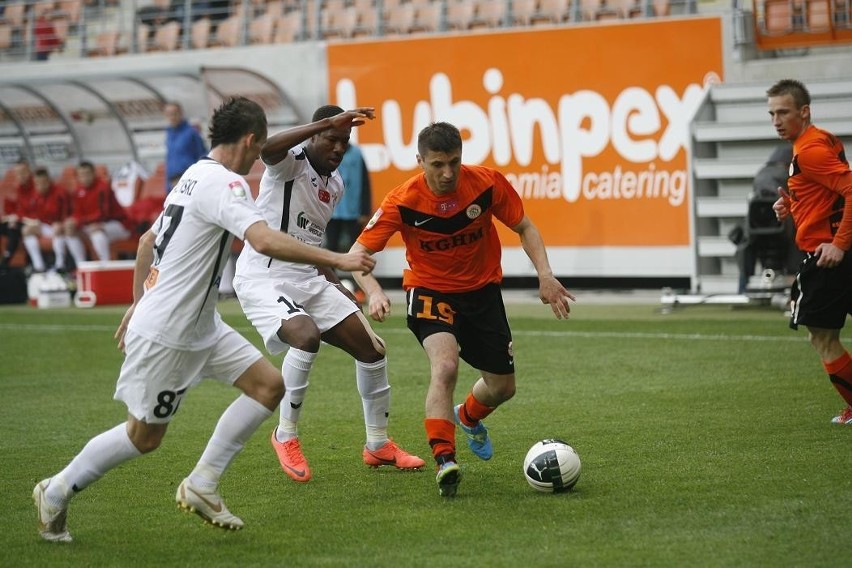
[
  {"xmin": 129, "ymin": 157, "xmax": 265, "ymax": 350},
  {"xmin": 236, "ymin": 146, "xmax": 343, "ymax": 279}
]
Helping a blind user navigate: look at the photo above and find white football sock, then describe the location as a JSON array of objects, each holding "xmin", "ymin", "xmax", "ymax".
[
  {"xmin": 47, "ymin": 422, "xmax": 141, "ymax": 507},
  {"xmin": 23, "ymin": 234, "xmax": 45, "ymax": 271},
  {"xmin": 66, "ymin": 236, "xmax": 88, "ymax": 266},
  {"xmin": 52, "ymin": 236, "xmax": 67, "ymax": 269},
  {"xmin": 356, "ymin": 358, "xmax": 390, "ymax": 450},
  {"xmin": 189, "ymin": 394, "xmax": 272, "ymax": 490},
  {"xmin": 90, "ymin": 230, "xmax": 110, "ymax": 261},
  {"xmin": 276, "ymin": 348, "xmax": 316, "ymax": 442}
]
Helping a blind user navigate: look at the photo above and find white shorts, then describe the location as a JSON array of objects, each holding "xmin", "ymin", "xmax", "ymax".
[
  {"xmin": 233, "ymin": 272, "xmax": 359, "ymax": 355},
  {"xmin": 39, "ymin": 223, "xmax": 57, "ymax": 238},
  {"xmin": 114, "ymin": 324, "xmax": 263, "ymax": 424},
  {"xmin": 84, "ymin": 220, "xmax": 130, "ymax": 241}
]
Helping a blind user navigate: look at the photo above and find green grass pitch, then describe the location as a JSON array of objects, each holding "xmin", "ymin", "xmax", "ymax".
[{"xmin": 2, "ymin": 297, "xmax": 849, "ymax": 567}]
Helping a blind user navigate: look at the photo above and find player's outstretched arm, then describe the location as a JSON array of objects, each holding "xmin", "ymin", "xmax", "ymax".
[
  {"xmin": 244, "ymin": 221, "xmax": 374, "ymax": 274},
  {"xmin": 512, "ymin": 216, "xmax": 575, "ymax": 319},
  {"xmin": 349, "ymin": 241, "xmax": 391, "ymax": 322},
  {"xmin": 261, "ymin": 107, "xmax": 376, "ymax": 165}
]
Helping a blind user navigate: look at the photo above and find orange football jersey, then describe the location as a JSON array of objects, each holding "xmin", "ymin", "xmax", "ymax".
[
  {"xmin": 788, "ymin": 124, "xmax": 852, "ymax": 252},
  {"xmin": 358, "ymin": 164, "xmax": 525, "ymax": 293}
]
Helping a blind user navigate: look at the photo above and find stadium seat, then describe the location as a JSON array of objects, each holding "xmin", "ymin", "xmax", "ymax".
[
  {"xmin": 274, "ymin": 11, "xmax": 302, "ymax": 43},
  {"xmin": 534, "ymin": 0, "xmax": 572, "ymax": 23},
  {"xmin": 652, "ymin": 0, "xmax": 671, "ymax": 16},
  {"xmin": 579, "ymin": 0, "xmax": 603, "ymax": 20},
  {"xmin": 384, "ymin": 2, "xmax": 417, "ymax": 35},
  {"xmin": 58, "ymin": 0, "xmax": 83, "ymax": 26},
  {"xmin": 191, "ymin": 17, "xmax": 212, "ymax": 49},
  {"xmin": 764, "ymin": 0, "xmax": 796, "ymax": 33},
  {"xmin": 249, "ymin": 13, "xmax": 275, "ymax": 43},
  {"xmin": 806, "ymin": 0, "xmax": 832, "ymax": 30},
  {"xmin": 90, "ymin": 30, "xmax": 121, "ymax": 56},
  {"xmin": 0, "ymin": 23, "xmax": 12, "ymax": 50},
  {"xmin": 352, "ymin": 1, "xmax": 379, "ymax": 37},
  {"xmin": 470, "ymin": 0, "xmax": 507, "ymax": 28},
  {"xmin": 411, "ymin": 1, "xmax": 442, "ymax": 33},
  {"xmin": 265, "ymin": 0, "xmax": 285, "ymax": 19},
  {"xmin": 215, "ymin": 15, "xmax": 243, "ymax": 47},
  {"xmin": 446, "ymin": 0, "xmax": 476, "ymax": 30},
  {"xmin": 322, "ymin": 1, "xmax": 359, "ymax": 39},
  {"xmin": 151, "ymin": 20, "xmax": 181, "ymax": 51},
  {"xmin": 512, "ymin": 0, "xmax": 538, "ymax": 25},
  {"xmin": 592, "ymin": 0, "xmax": 618, "ymax": 18},
  {"xmin": 2, "ymin": 2, "xmax": 27, "ymax": 28},
  {"xmin": 136, "ymin": 23, "xmax": 151, "ymax": 52}
]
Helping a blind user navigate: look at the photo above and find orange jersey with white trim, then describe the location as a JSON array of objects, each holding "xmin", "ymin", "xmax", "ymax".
[
  {"xmin": 788, "ymin": 124, "xmax": 852, "ymax": 251},
  {"xmin": 357, "ymin": 164, "xmax": 525, "ymax": 293}
]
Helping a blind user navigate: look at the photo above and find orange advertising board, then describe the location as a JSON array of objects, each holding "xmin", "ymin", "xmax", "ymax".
[{"xmin": 328, "ymin": 18, "xmax": 723, "ymax": 250}]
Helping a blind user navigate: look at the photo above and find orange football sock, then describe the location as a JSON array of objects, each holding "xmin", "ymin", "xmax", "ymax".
[
  {"xmin": 425, "ymin": 418, "xmax": 456, "ymax": 462},
  {"xmin": 824, "ymin": 351, "xmax": 852, "ymax": 406},
  {"xmin": 458, "ymin": 392, "xmax": 495, "ymax": 428}
]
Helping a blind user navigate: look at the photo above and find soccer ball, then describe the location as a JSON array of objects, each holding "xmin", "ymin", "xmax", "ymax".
[{"xmin": 523, "ymin": 439, "xmax": 581, "ymax": 493}]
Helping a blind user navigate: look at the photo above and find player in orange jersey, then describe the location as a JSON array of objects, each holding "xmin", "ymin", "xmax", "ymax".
[
  {"xmin": 350, "ymin": 122, "xmax": 574, "ymax": 496},
  {"xmin": 769, "ymin": 79, "xmax": 852, "ymax": 425}
]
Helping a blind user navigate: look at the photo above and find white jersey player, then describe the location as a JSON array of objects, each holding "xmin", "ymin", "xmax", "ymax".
[
  {"xmin": 234, "ymin": 105, "xmax": 424, "ymax": 483},
  {"xmin": 33, "ymin": 97, "xmax": 376, "ymax": 541}
]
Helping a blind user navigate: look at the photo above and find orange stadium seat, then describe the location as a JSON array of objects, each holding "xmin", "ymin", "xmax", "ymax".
[
  {"xmin": 764, "ymin": 0, "xmax": 796, "ymax": 33},
  {"xmin": 806, "ymin": 0, "xmax": 832, "ymax": 29}
]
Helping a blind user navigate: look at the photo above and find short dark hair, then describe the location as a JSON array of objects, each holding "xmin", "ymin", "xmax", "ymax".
[
  {"xmin": 33, "ymin": 166, "xmax": 50, "ymax": 177},
  {"xmin": 417, "ymin": 122, "xmax": 462, "ymax": 157},
  {"xmin": 78, "ymin": 160, "xmax": 95, "ymax": 171},
  {"xmin": 208, "ymin": 97, "xmax": 267, "ymax": 148},
  {"xmin": 767, "ymin": 79, "xmax": 811, "ymax": 109},
  {"xmin": 312, "ymin": 104, "xmax": 345, "ymax": 122}
]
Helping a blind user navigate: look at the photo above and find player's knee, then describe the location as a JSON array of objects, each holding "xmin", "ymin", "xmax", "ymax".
[
  {"xmin": 278, "ymin": 318, "xmax": 320, "ymax": 353},
  {"xmin": 431, "ymin": 362, "xmax": 459, "ymax": 388},
  {"xmin": 498, "ymin": 381, "xmax": 517, "ymax": 402},
  {"xmin": 129, "ymin": 431, "xmax": 165, "ymax": 454}
]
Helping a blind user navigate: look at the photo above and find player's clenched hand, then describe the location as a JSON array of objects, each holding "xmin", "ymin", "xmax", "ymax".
[
  {"xmin": 115, "ymin": 304, "xmax": 135, "ymax": 351},
  {"xmin": 336, "ymin": 250, "xmax": 375, "ymax": 275},
  {"xmin": 773, "ymin": 187, "xmax": 791, "ymax": 221},
  {"xmin": 539, "ymin": 275, "xmax": 575, "ymax": 320},
  {"xmin": 368, "ymin": 291, "xmax": 391, "ymax": 322}
]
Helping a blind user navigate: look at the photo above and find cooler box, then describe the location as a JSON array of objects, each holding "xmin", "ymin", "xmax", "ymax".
[{"xmin": 75, "ymin": 260, "xmax": 135, "ymax": 308}]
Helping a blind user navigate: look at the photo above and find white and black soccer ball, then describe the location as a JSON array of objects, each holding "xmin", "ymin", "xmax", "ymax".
[{"xmin": 523, "ymin": 439, "xmax": 581, "ymax": 493}]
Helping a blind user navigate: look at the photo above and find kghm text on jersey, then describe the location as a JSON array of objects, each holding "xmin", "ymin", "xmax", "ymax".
[{"xmin": 419, "ymin": 227, "xmax": 483, "ymax": 251}]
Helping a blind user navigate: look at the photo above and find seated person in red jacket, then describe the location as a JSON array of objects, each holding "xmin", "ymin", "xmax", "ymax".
[
  {"xmin": 0, "ymin": 159, "xmax": 34, "ymax": 268},
  {"xmin": 20, "ymin": 167, "xmax": 72, "ymax": 273},
  {"xmin": 65, "ymin": 161, "xmax": 130, "ymax": 265}
]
